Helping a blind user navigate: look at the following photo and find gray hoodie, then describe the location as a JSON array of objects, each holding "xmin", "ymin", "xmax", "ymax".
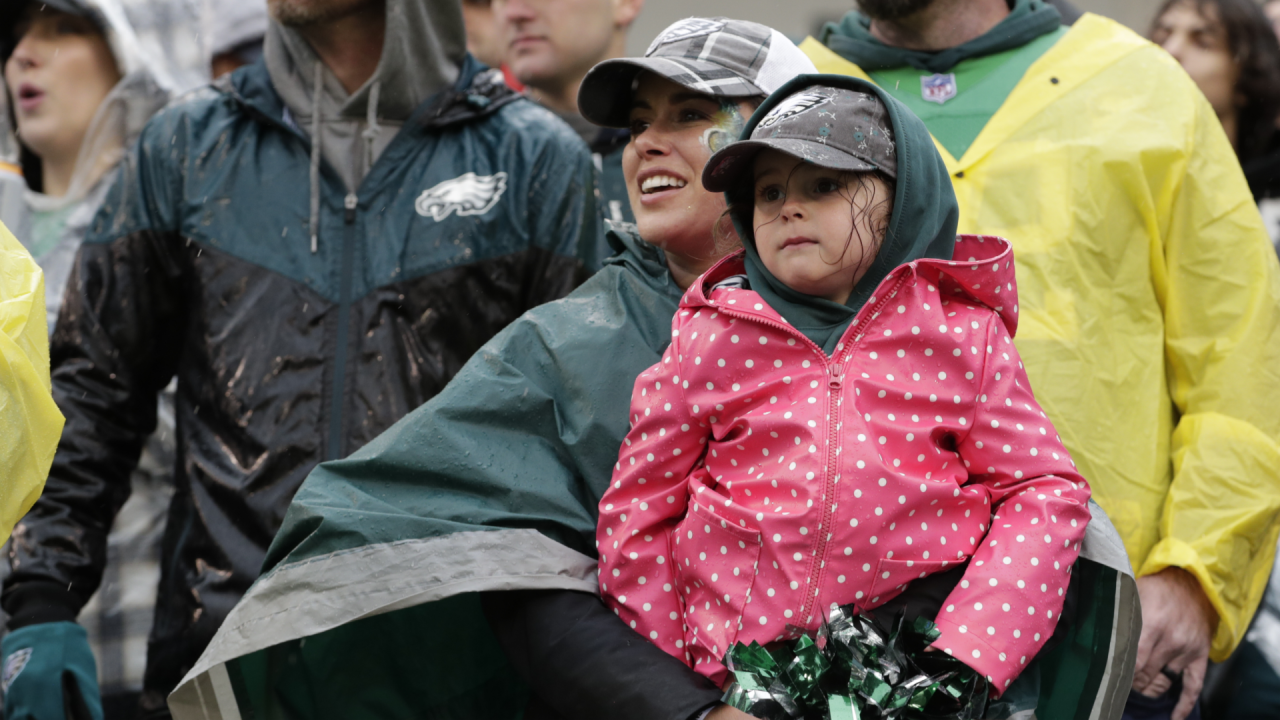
[{"xmin": 263, "ymin": 0, "xmax": 467, "ymax": 192}]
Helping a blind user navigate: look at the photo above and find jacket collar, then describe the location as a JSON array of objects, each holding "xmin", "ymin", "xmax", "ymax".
[
  {"xmin": 221, "ymin": 54, "xmax": 519, "ymax": 138},
  {"xmin": 687, "ymin": 235, "xmax": 1020, "ymax": 336}
]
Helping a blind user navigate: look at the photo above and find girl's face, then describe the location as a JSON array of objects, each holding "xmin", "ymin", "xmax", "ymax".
[
  {"xmin": 4, "ymin": 10, "xmax": 120, "ymax": 164},
  {"xmin": 1152, "ymin": 2, "xmax": 1241, "ymax": 121},
  {"xmin": 623, "ymin": 74, "xmax": 754, "ymax": 274},
  {"xmin": 752, "ymin": 150, "xmax": 892, "ymax": 305}
]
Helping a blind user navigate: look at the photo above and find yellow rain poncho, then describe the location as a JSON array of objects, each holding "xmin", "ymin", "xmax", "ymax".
[
  {"xmin": 803, "ymin": 13, "xmax": 1280, "ymax": 660},
  {"xmin": 0, "ymin": 223, "xmax": 60, "ymax": 543}
]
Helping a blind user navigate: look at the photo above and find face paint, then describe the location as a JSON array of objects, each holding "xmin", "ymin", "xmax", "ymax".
[{"xmin": 700, "ymin": 101, "xmax": 746, "ymax": 154}]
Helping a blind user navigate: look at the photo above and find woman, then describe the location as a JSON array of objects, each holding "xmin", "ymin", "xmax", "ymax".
[{"xmin": 1151, "ymin": 0, "xmax": 1280, "ymax": 250}]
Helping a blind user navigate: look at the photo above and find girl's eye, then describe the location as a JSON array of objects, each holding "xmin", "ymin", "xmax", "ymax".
[
  {"xmin": 758, "ymin": 186, "xmax": 783, "ymax": 203},
  {"xmin": 815, "ymin": 178, "xmax": 842, "ymax": 194}
]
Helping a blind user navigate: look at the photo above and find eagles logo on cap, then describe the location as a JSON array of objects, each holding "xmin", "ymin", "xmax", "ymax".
[
  {"xmin": 645, "ymin": 18, "xmax": 727, "ymax": 56},
  {"xmin": 757, "ymin": 90, "xmax": 834, "ymax": 129}
]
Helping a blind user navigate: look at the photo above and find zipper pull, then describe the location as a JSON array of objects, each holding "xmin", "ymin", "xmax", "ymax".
[
  {"xmin": 344, "ymin": 193, "xmax": 358, "ymax": 224},
  {"xmin": 829, "ymin": 363, "xmax": 843, "ymax": 390}
]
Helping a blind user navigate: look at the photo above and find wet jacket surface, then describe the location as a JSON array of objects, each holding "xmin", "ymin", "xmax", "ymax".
[
  {"xmin": 2, "ymin": 54, "xmax": 598, "ymax": 707},
  {"xmin": 599, "ymin": 237, "xmax": 1090, "ymax": 690},
  {"xmin": 803, "ymin": 12, "xmax": 1280, "ymax": 660}
]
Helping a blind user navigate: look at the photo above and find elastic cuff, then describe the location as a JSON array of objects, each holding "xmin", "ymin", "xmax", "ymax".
[{"xmin": 3, "ymin": 582, "xmax": 81, "ymax": 630}]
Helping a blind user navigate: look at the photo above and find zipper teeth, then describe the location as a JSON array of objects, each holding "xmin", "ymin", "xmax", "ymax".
[{"xmin": 796, "ymin": 272, "xmax": 911, "ymax": 625}]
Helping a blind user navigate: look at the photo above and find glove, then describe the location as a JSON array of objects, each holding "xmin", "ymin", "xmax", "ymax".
[{"xmin": 2, "ymin": 622, "xmax": 102, "ymax": 720}]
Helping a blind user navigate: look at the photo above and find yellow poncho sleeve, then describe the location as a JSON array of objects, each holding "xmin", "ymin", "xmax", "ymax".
[
  {"xmin": 0, "ymin": 222, "xmax": 62, "ymax": 543},
  {"xmin": 1140, "ymin": 86, "xmax": 1280, "ymax": 660}
]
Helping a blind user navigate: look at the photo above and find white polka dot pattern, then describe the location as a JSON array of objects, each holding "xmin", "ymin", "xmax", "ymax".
[{"xmin": 596, "ymin": 236, "xmax": 1091, "ymax": 690}]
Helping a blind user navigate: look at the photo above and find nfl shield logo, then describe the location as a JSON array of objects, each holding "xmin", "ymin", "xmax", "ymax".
[{"xmin": 921, "ymin": 73, "xmax": 958, "ymax": 104}]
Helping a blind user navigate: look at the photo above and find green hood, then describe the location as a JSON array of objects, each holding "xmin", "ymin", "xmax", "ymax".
[
  {"xmin": 818, "ymin": 0, "xmax": 1062, "ymax": 73},
  {"xmin": 731, "ymin": 74, "xmax": 959, "ymax": 353}
]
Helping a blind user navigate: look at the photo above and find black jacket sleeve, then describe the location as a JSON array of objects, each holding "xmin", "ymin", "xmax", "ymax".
[
  {"xmin": 4, "ymin": 140, "xmax": 186, "ymax": 627},
  {"xmin": 482, "ymin": 590, "xmax": 723, "ymax": 720}
]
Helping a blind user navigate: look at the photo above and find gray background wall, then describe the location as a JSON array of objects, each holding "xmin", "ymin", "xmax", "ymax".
[{"xmin": 626, "ymin": 1, "xmax": 1168, "ymax": 56}]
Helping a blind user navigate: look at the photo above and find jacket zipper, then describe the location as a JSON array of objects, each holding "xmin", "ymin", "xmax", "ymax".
[
  {"xmin": 327, "ymin": 193, "xmax": 359, "ymax": 460},
  {"xmin": 800, "ymin": 272, "xmax": 909, "ymax": 625},
  {"xmin": 702, "ymin": 270, "xmax": 910, "ymax": 626}
]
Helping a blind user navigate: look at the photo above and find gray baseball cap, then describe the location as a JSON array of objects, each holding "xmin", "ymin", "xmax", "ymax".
[
  {"xmin": 702, "ymin": 85, "xmax": 897, "ymax": 193},
  {"xmin": 578, "ymin": 17, "xmax": 817, "ymax": 129}
]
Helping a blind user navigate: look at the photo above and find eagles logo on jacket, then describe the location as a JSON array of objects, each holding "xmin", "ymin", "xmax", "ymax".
[
  {"xmin": 598, "ymin": 235, "xmax": 1091, "ymax": 692},
  {"xmin": 3, "ymin": 55, "xmax": 601, "ymax": 704}
]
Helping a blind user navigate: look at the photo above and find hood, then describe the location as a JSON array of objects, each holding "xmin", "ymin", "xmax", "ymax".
[
  {"xmin": 728, "ymin": 73, "xmax": 959, "ymax": 353},
  {"xmin": 263, "ymin": 0, "xmax": 467, "ymax": 228},
  {"xmin": 18, "ymin": 0, "xmax": 206, "ymax": 206},
  {"xmin": 265, "ymin": 0, "xmax": 464, "ymax": 125},
  {"xmin": 205, "ymin": 0, "xmax": 268, "ymax": 57},
  {"xmin": 600, "ymin": 221, "xmax": 676, "ymax": 288}
]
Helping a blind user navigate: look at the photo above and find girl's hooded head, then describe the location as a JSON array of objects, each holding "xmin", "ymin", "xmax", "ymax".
[{"xmin": 702, "ymin": 74, "xmax": 960, "ymax": 353}]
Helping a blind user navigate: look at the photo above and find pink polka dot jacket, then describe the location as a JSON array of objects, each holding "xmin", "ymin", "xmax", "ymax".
[{"xmin": 597, "ymin": 235, "xmax": 1091, "ymax": 694}]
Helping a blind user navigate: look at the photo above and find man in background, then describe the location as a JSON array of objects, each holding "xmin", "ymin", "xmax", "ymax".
[
  {"xmin": 461, "ymin": 0, "xmax": 523, "ymax": 89},
  {"xmin": 804, "ymin": 1, "xmax": 1280, "ymax": 719},
  {"xmin": 496, "ymin": 0, "xmax": 642, "ymax": 224}
]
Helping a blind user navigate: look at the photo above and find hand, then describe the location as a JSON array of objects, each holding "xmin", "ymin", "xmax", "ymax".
[
  {"xmin": 1, "ymin": 622, "xmax": 103, "ymax": 720},
  {"xmin": 706, "ymin": 704, "xmax": 760, "ymax": 720},
  {"xmin": 1132, "ymin": 567, "xmax": 1216, "ymax": 720}
]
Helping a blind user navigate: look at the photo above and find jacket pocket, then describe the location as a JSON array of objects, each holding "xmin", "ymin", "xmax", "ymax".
[
  {"xmin": 866, "ymin": 558, "xmax": 953, "ymax": 609},
  {"xmin": 672, "ymin": 501, "xmax": 762, "ymax": 659}
]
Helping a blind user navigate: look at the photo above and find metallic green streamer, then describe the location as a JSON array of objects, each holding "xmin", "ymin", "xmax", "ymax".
[{"xmin": 721, "ymin": 605, "xmax": 989, "ymax": 719}]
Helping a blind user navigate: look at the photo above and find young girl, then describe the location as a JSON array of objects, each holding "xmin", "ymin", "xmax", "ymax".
[{"xmin": 596, "ymin": 76, "xmax": 1091, "ymax": 696}]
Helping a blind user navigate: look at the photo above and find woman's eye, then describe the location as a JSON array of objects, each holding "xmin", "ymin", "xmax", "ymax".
[
  {"xmin": 629, "ymin": 119, "xmax": 650, "ymax": 135},
  {"xmin": 678, "ymin": 108, "xmax": 708, "ymax": 123}
]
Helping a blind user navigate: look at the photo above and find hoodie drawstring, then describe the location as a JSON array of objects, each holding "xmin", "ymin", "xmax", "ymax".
[
  {"xmin": 363, "ymin": 81, "xmax": 383, "ymax": 172},
  {"xmin": 309, "ymin": 62, "xmax": 323, "ymax": 254}
]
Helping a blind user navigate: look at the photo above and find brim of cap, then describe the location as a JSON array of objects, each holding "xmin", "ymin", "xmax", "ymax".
[
  {"xmin": 578, "ymin": 57, "xmax": 765, "ymax": 129},
  {"xmin": 702, "ymin": 138, "xmax": 883, "ymax": 193}
]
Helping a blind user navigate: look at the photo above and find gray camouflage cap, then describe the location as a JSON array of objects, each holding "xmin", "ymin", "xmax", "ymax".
[
  {"xmin": 578, "ymin": 17, "xmax": 817, "ymax": 129},
  {"xmin": 702, "ymin": 85, "xmax": 897, "ymax": 192}
]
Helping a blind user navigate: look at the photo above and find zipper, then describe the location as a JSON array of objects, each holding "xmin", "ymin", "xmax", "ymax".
[
  {"xmin": 327, "ymin": 192, "xmax": 359, "ymax": 460},
  {"xmin": 796, "ymin": 271, "xmax": 910, "ymax": 625}
]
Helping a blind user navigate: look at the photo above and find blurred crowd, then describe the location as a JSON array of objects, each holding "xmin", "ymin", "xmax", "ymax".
[{"xmin": 3, "ymin": 1, "xmax": 1280, "ymax": 719}]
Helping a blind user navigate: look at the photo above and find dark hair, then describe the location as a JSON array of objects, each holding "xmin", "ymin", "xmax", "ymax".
[
  {"xmin": 718, "ymin": 163, "xmax": 896, "ymax": 282},
  {"xmin": 1153, "ymin": 0, "xmax": 1280, "ymax": 160}
]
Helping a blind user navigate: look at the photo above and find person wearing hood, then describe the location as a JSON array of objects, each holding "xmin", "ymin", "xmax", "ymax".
[
  {"xmin": 801, "ymin": 1, "xmax": 1280, "ymax": 719},
  {"xmin": 600, "ymin": 74, "xmax": 1089, "ymax": 696},
  {"xmin": 495, "ymin": 0, "xmax": 643, "ymax": 225},
  {"xmin": 0, "ymin": 0, "xmax": 601, "ymax": 717},
  {"xmin": 1, "ymin": 2, "xmax": 201, "ymax": 717}
]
